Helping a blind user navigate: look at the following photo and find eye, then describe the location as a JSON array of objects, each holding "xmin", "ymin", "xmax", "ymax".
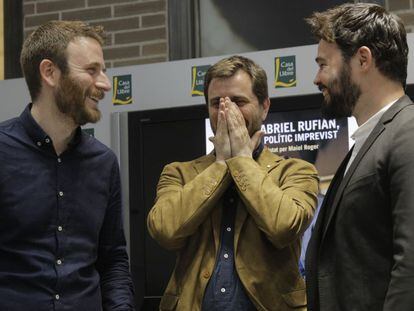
[
  {"xmin": 232, "ymin": 98, "xmax": 247, "ymax": 107},
  {"xmin": 87, "ymin": 67, "xmax": 97, "ymax": 75},
  {"xmin": 318, "ymin": 63, "xmax": 327, "ymax": 70},
  {"xmin": 210, "ymin": 99, "xmax": 220, "ymax": 108}
]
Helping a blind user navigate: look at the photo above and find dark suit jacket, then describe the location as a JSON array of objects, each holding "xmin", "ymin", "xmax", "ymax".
[{"xmin": 306, "ymin": 95, "xmax": 414, "ymax": 311}]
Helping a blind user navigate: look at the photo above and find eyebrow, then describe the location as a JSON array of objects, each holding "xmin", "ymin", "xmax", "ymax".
[
  {"xmin": 209, "ymin": 95, "xmax": 249, "ymax": 104},
  {"xmin": 230, "ymin": 96, "xmax": 248, "ymax": 102},
  {"xmin": 87, "ymin": 62, "xmax": 106, "ymax": 72}
]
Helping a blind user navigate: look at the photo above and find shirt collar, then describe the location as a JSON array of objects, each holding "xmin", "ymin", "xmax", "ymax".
[
  {"xmin": 253, "ymin": 141, "xmax": 264, "ymax": 160},
  {"xmin": 351, "ymin": 99, "xmax": 397, "ymax": 143},
  {"xmin": 19, "ymin": 103, "xmax": 83, "ymax": 150}
]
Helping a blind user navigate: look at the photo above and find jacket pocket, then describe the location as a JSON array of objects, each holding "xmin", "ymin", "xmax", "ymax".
[
  {"xmin": 281, "ymin": 288, "xmax": 306, "ymax": 308},
  {"xmin": 159, "ymin": 294, "xmax": 179, "ymax": 310}
]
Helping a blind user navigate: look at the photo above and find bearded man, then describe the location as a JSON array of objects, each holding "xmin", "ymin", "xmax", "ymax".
[
  {"xmin": 0, "ymin": 21, "xmax": 134, "ymax": 310},
  {"xmin": 147, "ymin": 55, "xmax": 319, "ymax": 311},
  {"xmin": 305, "ymin": 3, "xmax": 414, "ymax": 311}
]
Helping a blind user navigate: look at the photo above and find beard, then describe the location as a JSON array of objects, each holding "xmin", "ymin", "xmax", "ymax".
[
  {"xmin": 55, "ymin": 73, "xmax": 104, "ymax": 126},
  {"xmin": 319, "ymin": 62, "xmax": 361, "ymax": 119}
]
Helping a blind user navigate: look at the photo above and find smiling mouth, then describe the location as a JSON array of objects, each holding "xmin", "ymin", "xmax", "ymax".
[{"xmin": 89, "ymin": 96, "xmax": 99, "ymax": 103}]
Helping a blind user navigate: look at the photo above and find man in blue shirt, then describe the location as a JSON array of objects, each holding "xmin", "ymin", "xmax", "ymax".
[{"xmin": 0, "ymin": 21, "xmax": 134, "ymax": 310}]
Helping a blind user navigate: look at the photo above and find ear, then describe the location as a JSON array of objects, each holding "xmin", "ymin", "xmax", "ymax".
[
  {"xmin": 261, "ymin": 97, "xmax": 271, "ymax": 121},
  {"xmin": 39, "ymin": 59, "xmax": 60, "ymax": 87},
  {"xmin": 356, "ymin": 46, "xmax": 373, "ymax": 72}
]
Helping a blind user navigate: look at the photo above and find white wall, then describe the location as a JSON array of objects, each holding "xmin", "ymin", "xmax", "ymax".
[{"xmin": 2, "ymin": 34, "xmax": 414, "ymax": 149}]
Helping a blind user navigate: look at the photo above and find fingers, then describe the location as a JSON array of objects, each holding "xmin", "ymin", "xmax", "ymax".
[
  {"xmin": 222, "ymin": 97, "xmax": 252, "ymax": 157},
  {"xmin": 213, "ymin": 98, "xmax": 231, "ymax": 162},
  {"xmin": 225, "ymin": 98, "xmax": 244, "ymax": 130}
]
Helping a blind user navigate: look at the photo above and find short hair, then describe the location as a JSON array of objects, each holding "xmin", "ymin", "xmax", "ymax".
[
  {"xmin": 20, "ymin": 20, "xmax": 106, "ymax": 101},
  {"xmin": 203, "ymin": 55, "xmax": 269, "ymax": 105},
  {"xmin": 306, "ymin": 3, "xmax": 408, "ymax": 87}
]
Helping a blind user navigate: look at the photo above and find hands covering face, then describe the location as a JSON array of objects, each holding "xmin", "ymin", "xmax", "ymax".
[{"xmin": 209, "ymin": 97, "xmax": 264, "ymax": 164}]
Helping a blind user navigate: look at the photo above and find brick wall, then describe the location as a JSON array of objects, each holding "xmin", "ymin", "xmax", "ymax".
[
  {"xmin": 387, "ymin": 0, "xmax": 414, "ymax": 32},
  {"xmin": 23, "ymin": 0, "xmax": 168, "ymax": 68}
]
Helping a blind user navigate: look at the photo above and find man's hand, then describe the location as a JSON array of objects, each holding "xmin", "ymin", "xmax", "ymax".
[
  {"xmin": 226, "ymin": 98, "xmax": 263, "ymax": 158},
  {"xmin": 209, "ymin": 98, "xmax": 231, "ymax": 164}
]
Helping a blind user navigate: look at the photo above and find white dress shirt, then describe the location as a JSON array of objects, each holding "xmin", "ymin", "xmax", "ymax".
[{"xmin": 345, "ymin": 100, "xmax": 397, "ymax": 174}]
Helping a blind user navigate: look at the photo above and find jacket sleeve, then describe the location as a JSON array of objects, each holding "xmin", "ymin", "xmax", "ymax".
[
  {"xmin": 383, "ymin": 117, "xmax": 414, "ymax": 310},
  {"xmin": 96, "ymin": 160, "xmax": 135, "ymax": 311},
  {"xmin": 225, "ymin": 155, "xmax": 319, "ymax": 249},
  {"xmin": 147, "ymin": 161, "xmax": 231, "ymax": 251}
]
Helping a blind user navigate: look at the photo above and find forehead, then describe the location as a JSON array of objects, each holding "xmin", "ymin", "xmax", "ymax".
[
  {"xmin": 208, "ymin": 70, "xmax": 254, "ymax": 98},
  {"xmin": 316, "ymin": 39, "xmax": 343, "ymax": 63},
  {"xmin": 66, "ymin": 36, "xmax": 104, "ymax": 66}
]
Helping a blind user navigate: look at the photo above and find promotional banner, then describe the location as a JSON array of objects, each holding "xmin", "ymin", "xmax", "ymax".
[
  {"xmin": 206, "ymin": 108, "xmax": 350, "ymax": 181},
  {"xmin": 262, "ymin": 108, "xmax": 348, "ymax": 179}
]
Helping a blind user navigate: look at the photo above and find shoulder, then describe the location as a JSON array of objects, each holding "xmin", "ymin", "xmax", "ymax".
[
  {"xmin": 0, "ymin": 117, "xmax": 20, "ymax": 133},
  {"xmin": 79, "ymin": 133, "xmax": 119, "ymax": 173},
  {"xmin": 161, "ymin": 153, "xmax": 215, "ymax": 180},
  {"xmin": 0, "ymin": 117, "xmax": 23, "ymax": 144},
  {"xmin": 261, "ymin": 148, "xmax": 317, "ymax": 175},
  {"xmin": 81, "ymin": 132, "xmax": 116, "ymax": 158},
  {"xmin": 164, "ymin": 153, "xmax": 212, "ymax": 171}
]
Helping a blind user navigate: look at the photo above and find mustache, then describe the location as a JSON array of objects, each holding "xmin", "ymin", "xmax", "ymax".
[
  {"xmin": 87, "ymin": 88, "xmax": 105, "ymax": 100},
  {"xmin": 317, "ymin": 84, "xmax": 327, "ymax": 92}
]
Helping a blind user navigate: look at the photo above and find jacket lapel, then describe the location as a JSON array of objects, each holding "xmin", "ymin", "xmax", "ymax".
[
  {"xmin": 192, "ymin": 153, "xmax": 223, "ymax": 250},
  {"xmin": 312, "ymin": 148, "xmax": 352, "ymax": 245},
  {"xmin": 192, "ymin": 153, "xmax": 215, "ymax": 174},
  {"xmin": 234, "ymin": 149, "xmax": 283, "ymax": 252}
]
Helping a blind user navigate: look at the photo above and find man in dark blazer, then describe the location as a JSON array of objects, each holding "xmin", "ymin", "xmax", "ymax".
[{"xmin": 305, "ymin": 3, "xmax": 414, "ymax": 311}]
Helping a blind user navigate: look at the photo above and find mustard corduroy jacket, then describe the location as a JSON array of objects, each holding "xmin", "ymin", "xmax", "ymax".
[{"xmin": 147, "ymin": 148, "xmax": 319, "ymax": 311}]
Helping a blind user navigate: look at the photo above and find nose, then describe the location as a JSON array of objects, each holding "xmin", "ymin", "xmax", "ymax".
[{"xmin": 96, "ymin": 71, "xmax": 111, "ymax": 92}]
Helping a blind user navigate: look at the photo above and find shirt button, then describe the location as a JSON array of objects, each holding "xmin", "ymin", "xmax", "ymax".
[
  {"xmin": 57, "ymin": 158, "xmax": 62, "ymax": 163},
  {"xmin": 56, "ymin": 259, "xmax": 62, "ymax": 265},
  {"xmin": 36, "ymin": 141, "xmax": 42, "ymax": 147},
  {"xmin": 57, "ymin": 226, "xmax": 63, "ymax": 232},
  {"xmin": 45, "ymin": 138, "xmax": 50, "ymax": 143},
  {"xmin": 220, "ymin": 287, "xmax": 226, "ymax": 293},
  {"xmin": 266, "ymin": 164, "xmax": 271, "ymax": 168},
  {"xmin": 229, "ymin": 198, "xmax": 234, "ymax": 203},
  {"xmin": 223, "ymin": 253, "xmax": 229, "ymax": 259},
  {"xmin": 226, "ymin": 227, "xmax": 232, "ymax": 232},
  {"xmin": 58, "ymin": 191, "xmax": 64, "ymax": 197},
  {"xmin": 55, "ymin": 294, "xmax": 60, "ymax": 300}
]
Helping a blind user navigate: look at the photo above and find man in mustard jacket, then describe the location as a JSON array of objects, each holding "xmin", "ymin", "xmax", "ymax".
[{"xmin": 147, "ymin": 55, "xmax": 319, "ymax": 311}]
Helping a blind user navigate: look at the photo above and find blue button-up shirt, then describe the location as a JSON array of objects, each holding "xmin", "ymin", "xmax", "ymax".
[
  {"xmin": 0, "ymin": 105, "xmax": 134, "ymax": 310},
  {"xmin": 202, "ymin": 145, "xmax": 264, "ymax": 311}
]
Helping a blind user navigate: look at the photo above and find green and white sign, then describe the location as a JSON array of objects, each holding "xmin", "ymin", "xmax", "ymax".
[
  {"xmin": 113, "ymin": 74, "xmax": 133, "ymax": 105},
  {"xmin": 275, "ymin": 56, "xmax": 296, "ymax": 88},
  {"xmin": 191, "ymin": 65, "xmax": 210, "ymax": 97}
]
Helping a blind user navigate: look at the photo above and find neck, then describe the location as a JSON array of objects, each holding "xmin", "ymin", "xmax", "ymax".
[
  {"xmin": 353, "ymin": 80, "xmax": 404, "ymax": 126},
  {"xmin": 31, "ymin": 98, "xmax": 78, "ymax": 155}
]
